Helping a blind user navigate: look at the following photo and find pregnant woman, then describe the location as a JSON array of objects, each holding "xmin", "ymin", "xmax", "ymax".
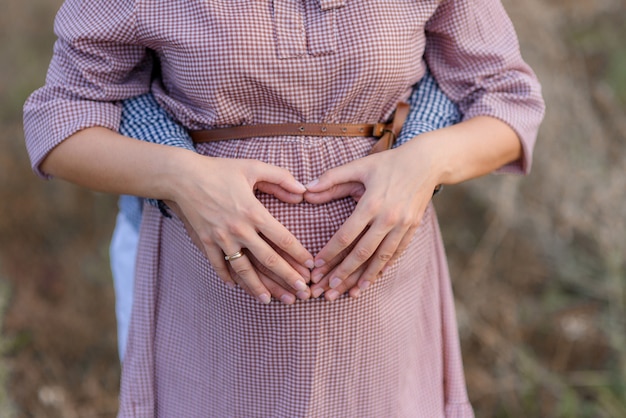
[{"xmin": 24, "ymin": 0, "xmax": 544, "ymax": 416}]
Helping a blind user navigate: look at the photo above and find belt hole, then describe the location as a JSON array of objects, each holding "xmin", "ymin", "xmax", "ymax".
[
  {"xmin": 299, "ymin": 126, "xmax": 305, "ymax": 132},
  {"xmin": 341, "ymin": 127, "xmax": 347, "ymax": 133},
  {"xmin": 321, "ymin": 126, "xmax": 327, "ymax": 132},
  {"xmin": 359, "ymin": 127, "xmax": 364, "ymax": 133}
]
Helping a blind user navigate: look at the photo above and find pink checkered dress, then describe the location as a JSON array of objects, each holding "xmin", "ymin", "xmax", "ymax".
[{"xmin": 24, "ymin": 0, "xmax": 544, "ymax": 416}]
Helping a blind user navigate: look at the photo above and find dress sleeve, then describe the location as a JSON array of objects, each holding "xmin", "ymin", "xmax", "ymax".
[
  {"xmin": 23, "ymin": 0, "xmax": 153, "ymax": 178},
  {"xmin": 424, "ymin": 0, "xmax": 545, "ymax": 174}
]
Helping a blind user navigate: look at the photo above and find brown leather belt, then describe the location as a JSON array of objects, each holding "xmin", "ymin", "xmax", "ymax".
[{"xmin": 190, "ymin": 102, "xmax": 410, "ymax": 154}]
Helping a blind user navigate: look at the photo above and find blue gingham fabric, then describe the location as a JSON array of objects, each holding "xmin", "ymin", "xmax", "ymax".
[
  {"xmin": 396, "ymin": 69, "xmax": 461, "ymax": 147},
  {"xmin": 117, "ymin": 70, "xmax": 460, "ymax": 229},
  {"xmin": 119, "ymin": 93, "xmax": 195, "ymax": 151}
]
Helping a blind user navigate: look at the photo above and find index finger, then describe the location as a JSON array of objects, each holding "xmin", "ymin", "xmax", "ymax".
[
  {"xmin": 312, "ymin": 203, "xmax": 373, "ymax": 268},
  {"xmin": 254, "ymin": 205, "xmax": 315, "ymax": 271}
]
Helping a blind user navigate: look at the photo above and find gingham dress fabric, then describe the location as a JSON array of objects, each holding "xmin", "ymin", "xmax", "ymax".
[{"xmin": 23, "ymin": 0, "xmax": 545, "ymax": 417}]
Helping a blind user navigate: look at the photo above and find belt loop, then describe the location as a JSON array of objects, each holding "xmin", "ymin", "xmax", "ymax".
[{"xmin": 369, "ymin": 102, "xmax": 409, "ymax": 154}]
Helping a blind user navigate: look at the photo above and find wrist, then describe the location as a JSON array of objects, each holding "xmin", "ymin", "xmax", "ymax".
[
  {"xmin": 402, "ymin": 116, "xmax": 523, "ymax": 186},
  {"xmin": 401, "ymin": 131, "xmax": 454, "ymax": 187},
  {"xmin": 154, "ymin": 146, "xmax": 207, "ymax": 202}
]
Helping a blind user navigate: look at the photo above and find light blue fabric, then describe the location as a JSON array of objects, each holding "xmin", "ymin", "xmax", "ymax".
[
  {"xmin": 110, "ymin": 71, "xmax": 460, "ymax": 359},
  {"xmin": 109, "ymin": 211, "xmax": 140, "ymax": 360}
]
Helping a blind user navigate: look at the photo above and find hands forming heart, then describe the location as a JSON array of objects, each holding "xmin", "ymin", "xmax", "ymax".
[{"xmin": 170, "ymin": 139, "xmax": 440, "ymax": 305}]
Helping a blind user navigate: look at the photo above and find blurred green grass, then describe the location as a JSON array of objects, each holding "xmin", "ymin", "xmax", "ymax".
[{"xmin": 569, "ymin": 14, "xmax": 626, "ymax": 105}]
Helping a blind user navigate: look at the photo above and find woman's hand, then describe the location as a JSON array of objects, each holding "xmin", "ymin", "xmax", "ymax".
[
  {"xmin": 304, "ymin": 137, "xmax": 442, "ymax": 300},
  {"xmin": 168, "ymin": 153, "xmax": 315, "ymax": 304},
  {"xmin": 236, "ymin": 249, "xmax": 313, "ymax": 304},
  {"xmin": 310, "ymin": 261, "xmax": 375, "ymax": 301},
  {"xmin": 171, "ymin": 197, "xmax": 312, "ymax": 304},
  {"xmin": 304, "ymin": 117, "xmax": 524, "ymax": 300}
]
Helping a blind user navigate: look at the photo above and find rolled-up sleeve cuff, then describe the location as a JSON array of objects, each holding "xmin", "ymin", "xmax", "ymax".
[
  {"xmin": 24, "ymin": 98, "xmax": 122, "ymax": 178},
  {"xmin": 463, "ymin": 96, "xmax": 544, "ymax": 176}
]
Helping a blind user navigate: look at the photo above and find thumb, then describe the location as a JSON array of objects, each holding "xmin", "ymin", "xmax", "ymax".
[
  {"xmin": 305, "ymin": 162, "xmax": 362, "ymax": 193},
  {"xmin": 251, "ymin": 163, "xmax": 306, "ymax": 195},
  {"xmin": 256, "ymin": 181, "xmax": 304, "ymax": 204},
  {"xmin": 304, "ymin": 182, "xmax": 365, "ymax": 204}
]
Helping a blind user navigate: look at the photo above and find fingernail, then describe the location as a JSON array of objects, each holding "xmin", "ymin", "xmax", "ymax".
[
  {"xmin": 294, "ymin": 280, "xmax": 308, "ymax": 292},
  {"xmin": 351, "ymin": 288, "xmax": 361, "ymax": 298},
  {"xmin": 306, "ymin": 179, "xmax": 319, "ymax": 188},
  {"xmin": 326, "ymin": 289, "xmax": 339, "ymax": 301},
  {"xmin": 358, "ymin": 281, "xmax": 370, "ymax": 291},
  {"xmin": 225, "ymin": 281, "xmax": 236, "ymax": 289},
  {"xmin": 258, "ymin": 293, "xmax": 271, "ymax": 304},
  {"xmin": 296, "ymin": 290, "xmax": 310, "ymax": 300},
  {"xmin": 383, "ymin": 266, "xmax": 391, "ymax": 275},
  {"xmin": 312, "ymin": 273, "xmax": 323, "ymax": 284},
  {"xmin": 329, "ymin": 277, "xmax": 342, "ymax": 289},
  {"xmin": 314, "ymin": 259, "xmax": 325, "ymax": 268},
  {"xmin": 311, "ymin": 287, "xmax": 324, "ymax": 298},
  {"xmin": 295, "ymin": 181, "xmax": 307, "ymax": 192},
  {"xmin": 305, "ymin": 259, "xmax": 315, "ymax": 269},
  {"xmin": 281, "ymin": 294, "xmax": 296, "ymax": 305}
]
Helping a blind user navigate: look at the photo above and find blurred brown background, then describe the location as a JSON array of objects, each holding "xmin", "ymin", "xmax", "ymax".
[{"xmin": 1, "ymin": 0, "xmax": 625, "ymax": 417}]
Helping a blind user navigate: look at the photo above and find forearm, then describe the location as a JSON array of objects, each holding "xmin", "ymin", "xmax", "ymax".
[
  {"xmin": 41, "ymin": 126, "xmax": 195, "ymax": 201},
  {"xmin": 405, "ymin": 116, "xmax": 522, "ymax": 186}
]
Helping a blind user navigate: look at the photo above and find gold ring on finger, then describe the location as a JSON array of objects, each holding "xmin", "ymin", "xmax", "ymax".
[{"xmin": 224, "ymin": 250, "xmax": 244, "ymax": 262}]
